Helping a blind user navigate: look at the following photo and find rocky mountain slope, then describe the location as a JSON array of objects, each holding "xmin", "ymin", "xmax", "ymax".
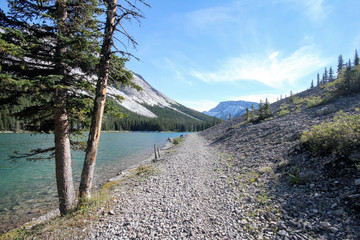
[
  {"xmin": 200, "ymin": 87, "xmax": 360, "ymax": 239},
  {"xmin": 107, "ymin": 72, "xmax": 198, "ymax": 120},
  {"xmin": 203, "ymin": 100, "xmax": 258, "ymax": 120}
]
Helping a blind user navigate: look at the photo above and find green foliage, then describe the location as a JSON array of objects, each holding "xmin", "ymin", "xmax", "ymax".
[
  {"xmin": 0, "ymin": 0, "xmax": 103, "ymax": 137},
  {"xmin": 278, "ymin": 108, "xmax": 290, "ymax": 117},
  {"xmin": 305, "ymin": 95, "xmax": 327, "ymax": 108},
  {"xmin": 101, "ymin": 100, "xmax": 213, "ymax": 132},
  {"xmin": 172, "ymin": 137, "xmax": 184, "ymax": 145},
  {"xmin": 288, "ymin": 167, "xmax": 306, "ymax": 185},
  {"xmin": 301, "ymin": 110, "xmax": 360, "ymax": 156}
]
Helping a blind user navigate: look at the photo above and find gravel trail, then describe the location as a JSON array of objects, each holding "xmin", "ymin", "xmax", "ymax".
[{"xmin": 88, "ymin": 133, "xmax": 243, "ymax": 239}]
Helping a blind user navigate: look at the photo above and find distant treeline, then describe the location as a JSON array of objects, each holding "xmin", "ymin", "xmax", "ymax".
[
  {"xmin": 0, "ymin": 97, "xmax": 218, "ymax": 132},
  {"xmin": 102, "ymin": 101, "xmax": 217, "ymax": 132}
]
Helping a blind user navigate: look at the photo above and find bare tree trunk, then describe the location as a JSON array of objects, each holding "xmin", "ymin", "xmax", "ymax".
[
  {"xmin": 54, "ymin": 88, "xmax": 75, "ymax": 215},
  {"xmin": 79, "ymin": 0, "xmax": 117, "ymax": 200},
  {"xmin": 54, "ymin": 1, "xmax": 75, "ymax": 215}
]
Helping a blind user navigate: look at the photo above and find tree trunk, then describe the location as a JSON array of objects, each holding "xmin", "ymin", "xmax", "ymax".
[
  {"xmin": 79, "ymin": 0, "xmax": 117, "ymax": 200},
  {"xmin": 54, "ymin": 88, "xmax": 75, "ymax": 215},
  {"xmin": 53, "ymin": 1, "xmax": 75, "ymax": 215}
]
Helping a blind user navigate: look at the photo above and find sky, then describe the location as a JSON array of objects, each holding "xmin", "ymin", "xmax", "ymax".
[
  {"xmin": 1, "ymin": 0, "xmax": 360, "ymax": 112},
  {"xmin": 123, "ymin": 0, "xmax": 360, "ymax": 111}
]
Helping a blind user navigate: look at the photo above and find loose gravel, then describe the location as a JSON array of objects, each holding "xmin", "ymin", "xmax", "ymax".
[{"xmin": 87, "ymin": 133, "xmax": 250, "ymax": 239}]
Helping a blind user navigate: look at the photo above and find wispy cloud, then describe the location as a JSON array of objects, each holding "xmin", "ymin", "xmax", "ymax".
[
  {"xmin": 275, "ymin": 0, "xmax": 332, "ymax": 22},
  {"xmin": 152, "ymin": 57, "xmax": 194, "ymax": 86},
  {"xmin": 190, "ymin": 45, "xmax": 326, "ymax": 88},
  {"xmin": 185, "ymin": 6, "xmax": 237, "ymax": 28}
]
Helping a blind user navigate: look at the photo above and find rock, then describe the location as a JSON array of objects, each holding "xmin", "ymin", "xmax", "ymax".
[
  {"xmin": 349, "ymin": 194, "xmax": 360, "ymax": 199},
  {"xmin": 329, "ymin": 227, "xmax": 339, "ymax": 233},
  {"xmin": 319, "ymin": 221, "xmax": 332, "ymax": 229},
  {"xmin": 355, "ymin": 179, "xmax": 360, "ymax": 186},
  {"xmin": 278, "ymin": 230, "xmax": 289, "ymax": 237},
  {"xmin": 314, "ymin": 193, "xmax": 322, "ymax": 198},
  {"xmin": 349, "ymin": 153, "xmax": 360, "ymax": 162},
  {"xmin": 109, "ymin": 210, "xmax": 115, "ymax": 215},
  {"xmin": 315, "ymin": 105, "xmax": 336, "ymax": 116}
]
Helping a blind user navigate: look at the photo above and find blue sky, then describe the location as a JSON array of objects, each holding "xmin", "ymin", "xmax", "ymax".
[
  {"xmin": 2, "ymin": 0, "xmax": 359, "ymax": 112},
  {"xmin": 124, "ymin": 0, "xmax": 360, "ymax": 111}
]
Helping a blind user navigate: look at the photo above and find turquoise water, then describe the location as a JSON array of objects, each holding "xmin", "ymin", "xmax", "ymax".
[{"xmin": 0, "ymin": 132, "xmax": 188, "ymax": 233}]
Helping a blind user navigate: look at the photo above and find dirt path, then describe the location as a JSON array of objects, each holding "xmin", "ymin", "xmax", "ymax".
[{"xmin": 87, "ymin": 133, "xmax": 243, "ymax": 239}]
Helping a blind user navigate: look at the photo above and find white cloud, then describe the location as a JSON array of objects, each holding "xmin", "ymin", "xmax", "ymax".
[
  {"xmin": 269, "ymin": 51, "xmax": 279, "ymax": 60},
  {"xmin": 190, "ymin": 45, "xmax": 326, "ymax": 88}
]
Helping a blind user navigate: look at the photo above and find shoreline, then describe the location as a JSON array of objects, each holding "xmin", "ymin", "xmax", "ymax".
[{"xmin": 0, "ymin": 136, "xmax": 178, "ymax": 235}]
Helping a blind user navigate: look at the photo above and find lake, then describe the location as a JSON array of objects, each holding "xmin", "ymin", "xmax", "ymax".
[{"xmin": 0, "ymin": 131, "xmax": 188, "ymax": 233}]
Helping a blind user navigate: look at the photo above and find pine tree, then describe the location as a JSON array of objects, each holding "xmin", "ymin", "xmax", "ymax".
[
  {"xmin": 1, "ymin": 0, "xmax": 102, "ymax": 214},
  {"xmin": 354, "ymin": 49, "xmax": 359, "ymax": 66},
  {"xmin": 317, "ymin": 73, "xmax": 320, "ymax": 86},
  {"xmin": 348, "ymin": 59, "xmax": 352, "ymax": 68},
  {"xmin": 310, "ymin": 79, "xmax": 314, "ymax": 89},
  {"xmin": 337, "ymin": 54, "xmax": 344, "ymax": 74},
  {"xmin": 245, "ymin": 107, "xmax": 249, "ymax": 120},
  {"xmin": 324, "ymin": 67, "xmax": 328, "ymax": 83},
  {"xmin": 329, "ymin": 66, "xmax": 334, "ymax": 82}
]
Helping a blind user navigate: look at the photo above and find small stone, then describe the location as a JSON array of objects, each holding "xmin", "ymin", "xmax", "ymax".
[
  {"xmin": 314, "ymin": 193, "xmax": 322, "ymax": 198},
  {"xmin": 320, "ymin": 221, "xmax": 331, "ymax": 229},
  {"xmin": 355, "ymin": 179, "xmax": 360, "ymax": 186},
  {"xmin": 349, "ymin": 153, "xmax": 360, "ymax": 162},
  {"xmin": 312, "ymin": 209, "xmax": 318, "ymax": 214},
  {"xmin": 331, "ymin": 203, "xmax": 338, "ymax": 209},
  {"xmin": 109, "ymin": 210, "xmax": 115, "ymax": 215},
  {"xmin": 278, "ymin": 230, "xmax": 289, "ymax": 237},
  {"xmin": 329, "ymin": 227, "xmax": 339, "ymax": 233},
  {"xmin": 309, "ymin": 183, "xmax": 315, "ymax": 188},
  {"xmin": 349, "ymin": 194, "xmax": 360, "ymax": 199}
]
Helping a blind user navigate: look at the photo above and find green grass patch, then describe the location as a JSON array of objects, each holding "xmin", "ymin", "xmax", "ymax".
[{"xmin": 172, "ymin": 136, "xmax": 184, "ymax": 145}]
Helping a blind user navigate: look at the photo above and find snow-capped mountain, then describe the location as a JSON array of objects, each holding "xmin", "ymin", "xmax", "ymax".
[
  {"xmin": 107, "ymin": 72, "xmax": 201, "ymax": 120},
  {"xmin": 203, "ymin": 100, "xmax": 258, "ymax": 120}
]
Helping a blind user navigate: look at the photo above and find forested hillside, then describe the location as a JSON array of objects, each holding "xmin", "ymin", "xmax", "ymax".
[
  {"xmin": 0, "ymin": 97, "xmax": 216, "ymax": 132},
  {"xmin": 102, "ymin": 99, "xmax": 216, "ymax": 132}
]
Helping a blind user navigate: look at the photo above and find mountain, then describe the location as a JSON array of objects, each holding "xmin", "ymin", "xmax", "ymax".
[
  {"xmin": 203, "ymin": 100, "xmax": 258, "ymax": 120},
  {"xmin": 103, "ymin": 72, "xmax": 214, "ymax": 132},
  {"xmin": 107, "ymin": 72, "xmax": 178, "ymax": 118}
]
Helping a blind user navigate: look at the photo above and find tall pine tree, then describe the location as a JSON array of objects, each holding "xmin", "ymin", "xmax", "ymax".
[
  {"xmin": 1, "ymin": 0, "xmax": 102, "ymax": 214},
  {"xmin": 354, "ymin": 49, "xmax": 359, "ymax": 66},
  {"xmin": 337, "ymin": 54, "xmax": 344, "ymax": 75}
]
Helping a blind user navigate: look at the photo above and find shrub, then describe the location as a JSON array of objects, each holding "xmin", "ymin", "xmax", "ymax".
[
  {"xmin": 278, "ymin": 109, "xmax": 290, "ymax": 117},
  {"xmin": 172, "ymin": 136, "xmax": 184, "ymax": 145},
  {"xmin": 301, "ymin": 110, "xmax": 360, "ymax": 156}
]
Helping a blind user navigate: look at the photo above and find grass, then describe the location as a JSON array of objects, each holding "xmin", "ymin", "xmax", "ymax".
[{"xmin": 172, "ymin": 136, "xmax": 184, "ymax": 145}]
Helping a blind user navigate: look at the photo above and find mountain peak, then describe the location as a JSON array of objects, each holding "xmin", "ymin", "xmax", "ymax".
[{"xmin": 203, "ymin": 100, "xmax": 258, "ymax": 120}]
